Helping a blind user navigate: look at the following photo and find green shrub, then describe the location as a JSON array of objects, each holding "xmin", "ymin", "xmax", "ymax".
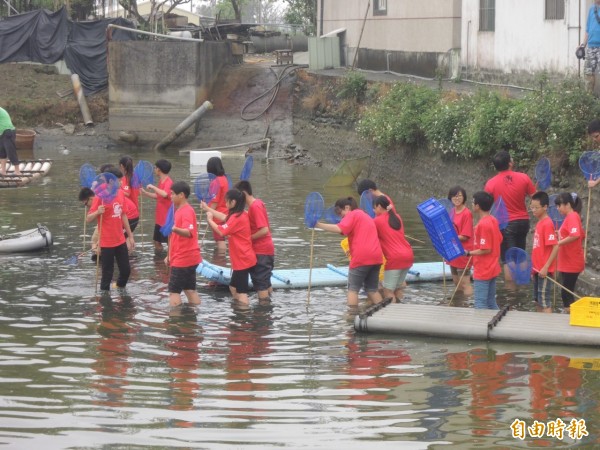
[
  {"xmin": 357, "ymin": 82, "xmax": 440, "ymax": 147},
  {"xmin": 336, "ymin": 72, "xmax": 367, "ymax": 101}
]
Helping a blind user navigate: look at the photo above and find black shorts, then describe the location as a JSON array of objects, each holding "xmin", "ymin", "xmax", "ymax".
[
  {"xmin": 153, "ymin": 223, "xmax": 169, "ymax": 243},
  {"xmin": 168, "ymin": 265, "xmax": 199, "ymax": 293},
  {"xmin": 230, "ymin": 267, "xmax": 254, "ymax": 294},
  {"xmin": 501, "ymin": 219, "xmax": 530, "ymax": 263},
  {"xmin": 128, "ymin": 217, "xmax": 139, "ymax": 233},
  {"xmin": 250, "ymin": 254, "xmax": 274, "ymax": 291}
]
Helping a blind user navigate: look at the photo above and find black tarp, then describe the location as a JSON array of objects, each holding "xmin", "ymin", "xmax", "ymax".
[
  {"xmin": 0, "ymin": 7, "xmax": 136, "ymax": 94},
  {"xmin": 0, "ymin": 8, "xmax": 68, "ymax": 64}
]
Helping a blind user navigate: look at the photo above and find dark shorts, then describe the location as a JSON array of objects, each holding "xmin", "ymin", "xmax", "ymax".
[
  {"xmin": 230, "ymin": 267, "xmax": 254, "ymax": 294},
  {"xmin": 347, "ymin": 264, "xmax": 381, "ymax": 293},
  {"xmin": 168, "ymin": 265, "xmax": 199, "ymax": 293},
  {"xmin": 0, "ymin": 129, "xmax": 18, "ymax": 165},
  {"xmin": 128, "ymin": 217, "xmax": 139, "ymax": 233},
  {"xmin": 250, "ymin": 254, "xmax": 274, "ymax": 291},
  {"xmin": 153, "ymin": 223, "xmax": 169, "ymax": 244},
  {"xmin": 501, "ymin": 219, "xmax": 530, "ymax": 263}
]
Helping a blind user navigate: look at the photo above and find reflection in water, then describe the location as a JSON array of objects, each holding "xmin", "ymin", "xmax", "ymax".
[{"xmin": 0, "ymin": 151, "xmax": 599, "ymax": 447}]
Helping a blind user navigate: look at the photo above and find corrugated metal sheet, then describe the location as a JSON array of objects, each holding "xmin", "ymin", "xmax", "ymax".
[{"xmin": 308, "ymin": 36, "xmax": 341, "ymax": 70}]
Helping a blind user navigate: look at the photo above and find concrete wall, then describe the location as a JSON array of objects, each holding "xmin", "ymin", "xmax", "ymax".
[
  {"xmin": 462, "ymin": 0, "xmax": 589, "ymax": 76},
  {"xmin": 108, "ymin": 40, "xmax": 232, "ymax": 142},
  {"xmin": 318, "ymin": 0, "xmax": 462, "ymax": 77}
]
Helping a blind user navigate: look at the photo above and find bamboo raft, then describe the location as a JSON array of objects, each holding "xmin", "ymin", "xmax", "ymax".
[{"xmin": 0, "ymin": 159, "xmax": 53, "ymax": 188}]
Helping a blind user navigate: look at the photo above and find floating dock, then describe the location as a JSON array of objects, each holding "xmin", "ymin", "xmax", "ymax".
[
  {"xmin": 198, "ymin": 260, "xmax": 450, "ymax": 290},
  {"xmin": 354, "ymin": 301, "xmax": 600, "ymax": 347}
]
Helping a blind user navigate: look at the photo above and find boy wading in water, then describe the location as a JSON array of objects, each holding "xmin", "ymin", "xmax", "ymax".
[{"xmin": 165, "ymin": 181, "xmax": 201, "ymax": 308}]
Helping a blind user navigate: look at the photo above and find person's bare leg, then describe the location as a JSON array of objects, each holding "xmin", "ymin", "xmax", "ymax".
[
  {"xmin": 367, "ymin": 290, "xmax": 383, "ymax": 304},
  {"xmin": 347, "ymin": 290, "xmax": 359, "ymax": 306},
  {"xmin": 216, "ymin": 240, "xmax": 227, "ymax": 252},
  {"xmin": 169, "ymin": 292, "xmax": 182, "ymax": 307},
  {"xmin": 235, "ymin": 293, "xmax": 250, "ymax": 305},
  {"xmin": 183, "ymin": 289, "xmax": 200, "ymax": 305},
  {"xmin": 460, "ymin": 273, "xmax": 473, "ymax": 296},
  {"xmin": 0, "ymin": 159, "xmax": 6, "ymax": 176},
  {"xmin": 393, "ymin": 288, "xmax": 405, "ymax": 302}
]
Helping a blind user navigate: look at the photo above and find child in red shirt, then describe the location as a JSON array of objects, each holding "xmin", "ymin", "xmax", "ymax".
[
  {"xmin": 141, "ymin": 159, "xmax": 173, "ymax": 254},
  {"xmin": 235, "ymin": 180, "xmax": 275, "ymax": 302},
  {"xmin": 465, "ymin": 191, "xmax": 503, "ymax": 310},
  {"xmin": 554, "ymin": 192, "xmax": 585, "ymax": 312},
  {"xmin": 207, "ymin": 156, "xmax": 230, "ymax": 252},
  {"xmin": 316, "ymin": 197, "xmax": 383, "ymax": 306},
  {"xmin": 373, "ymin": 195, "xmax": 413, "ymax": 302},
  {"xmin": 530, "ymin": 191, "xmax": 558, "ymax": 313},
  {"xmin": 87, "ymin": 168, "xmax": 135, "ymax": 295},
  {"xmin": 447, "ymin": 185, "xmax": 474, "ymax": 296},
  {"xmin": 203, "ymin": 189, "xmax": 257, "ymax": 305},
  {"xmin": 166, "ymin": 181, "xmax": 202, "ymax": 308}
]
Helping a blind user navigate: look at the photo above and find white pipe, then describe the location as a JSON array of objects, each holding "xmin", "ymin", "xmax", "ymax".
[
  {"xmin": 155, "ymin": 101, "xmax": 213, "ymax": 151},
  {"xmin": 71, "ymin": 74, "xmax": 94, "ymax": 126},
  {"xmin": 107, "ymin": 23, "xmax": 203, "ymax": 42}
]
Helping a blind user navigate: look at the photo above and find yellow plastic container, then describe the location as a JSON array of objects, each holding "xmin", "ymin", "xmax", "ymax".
[
  {"xmin": 569, "ymin": 297, "xmax": 600, "ymax": 328},
  {"xmin": 569, "ymin": 358, "xmax": 600, "ymax": 371}
]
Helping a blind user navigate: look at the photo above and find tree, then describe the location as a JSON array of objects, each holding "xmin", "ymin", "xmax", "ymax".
[
  {"xmin": 283, "ymin": 0, "xmax": 315, "ymax": 35},
  {"xmin": 117, "ymin": 0, "xmax": 192, "ymax": 28}
]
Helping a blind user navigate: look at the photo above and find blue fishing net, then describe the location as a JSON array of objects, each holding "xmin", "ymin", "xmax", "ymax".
[
  {"xmin": 579, "ymin": 151, "xmax": 600, "ymax": 181},
  {"xmin": 505, "ymin": 247, "xmax": 532, "ymax": 285},
  {"xmin": 360, "ymin": 190, "xmax": 375, "ymax": 218},
  {"xmin": 160, "ymin": 204, "xmax": 174, "ymax": 237},
  {"xmin": 194, "ymin": 173, "xmax": 217, "ymax": 203},
  {"xmin": 304, "ymin": 192, "xmax": 324, "ymax": 228},
  {"xmin": 91, "ymin": 172, "xmax": 119, "ymax": 203},
  {"xmin": 240, "ymin": 155, "xmax": 254, "ymax": 181},
  {"xmin": 79, "ymin": 163, "xmax": 97, "ymax": 188},
  {"xmin": 131, "ymin": 160, "xmax": 154, "ymax": 188},
  {"xmin": 324, "ymin": 205, "xmax": 341, "ymax": 224},
  {"xmin": 491, "ymin": 196, "xmax": 509, "ymax": 230},
  {"xmin": 534, "ymin": 157, "xmax": 551, "ymax": 190},
  {"xmin": 548, "ymin": 194, "xmax": 564, "ymax": 229}
]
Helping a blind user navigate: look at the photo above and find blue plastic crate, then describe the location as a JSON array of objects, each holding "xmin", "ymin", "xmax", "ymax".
[{"xmin": 417, "ymin": 198, "xmax": 464, "ymax": 261}]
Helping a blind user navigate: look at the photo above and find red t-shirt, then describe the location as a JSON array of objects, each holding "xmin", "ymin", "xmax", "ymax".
[
  {"xmin": 373, "ymin": 213, "xmax": 413, "ymax": 270},
  {"xmin": 472, "ymin": 215, "xmax": 502, "ymax": 280},
  {"xmin": 89, "ymin": 190, "xmax": 127, "ymax": 248},
  {"xmin": 484, "ymin": 170, "xmax": 536, "ymax": 221},
  {"xmin": 337, "ymin": 209, "xmax": 383, "ymax": 269},
  {"xmin": 122, "ymin": 189, "xmax": 139, "ymax": 220},
  {"xmin": 449, "ymin": 207, "xmax": 474, "ymax": 269},
  {"xmin": 210, "ymin": 175, "xmax": 230, "ymax": 220},
  {"xmin": 531, "ymin": 216, "xmax": 557, "ymax": 274},
  {"xmin": 121, "ymin": 176, "xmax": 140, "ymax": 208},
  {"xmin": 155, "ymin": 176, "xmax": 173, "ymax": 226},
  {"xmin": 218, "ymin": 212, "xmax": 257, "ymax": 270},
  {"xmin": 557, "ymin": 212, "xmax": 585, "ymax": 273},
  {"xmin": 248, "ymin": 198, "xmax": 275, "ymax": 256},
  {"xmin": 170, "ymin": 203, "xmax": 202, "ymax": 268}
]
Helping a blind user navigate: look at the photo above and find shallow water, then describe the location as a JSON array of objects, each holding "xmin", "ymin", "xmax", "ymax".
[{"xmin": 0, "ymin": 145, "xmax": 598, "ymax": 449}]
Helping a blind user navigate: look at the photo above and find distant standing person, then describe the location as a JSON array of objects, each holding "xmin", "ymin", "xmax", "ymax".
[
  {"xmin": 0, "ymin": 107, "xmax": 22, "ymax": 176},
  {"xmin": 580, "ymin": 0, "xmax": 600, "ymax": 94},
  {"xmin": 554, "ymin": 193, "xmax": 585, "ymax": 313},
  {"xmin": 447, "ymin": 186, "xmax": 474, "ymax": 296},
  {"xmin": 316, "ymin": 197, "xmax": 383, "ymax": 306},
  {"xmin": 484, "ymin": 150, "xmax": 535, "ymax": 277},
  {"xmin": 166, "ymin": 181, "xmax": 202, "ymax": 308},
  {"xmin": 587, "ymin": 120, "xmax": 600, "ymax": 188},
  {"xmin": 141, "ymin": 159, "xmax": 173, "ymax": 254},
  {"xmin": 530, "ymin": 192, "xmax": 559, "ymax": 314},
  {"xmin": 235, "ymin": 180, "xmax": 275, "ymax": 302},
  {"xmin": 465, "ymin": 191, "xmax": 503, "ymax": 310},
  {"xmin": 206, "ymin": 156, "xmax": 230, "ymax": 252},
  {"xmin": 357, "ymin": 179, "xmax": 395, "ymax": 210}
]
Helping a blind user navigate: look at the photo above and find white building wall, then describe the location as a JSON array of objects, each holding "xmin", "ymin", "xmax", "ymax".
[
  {"xmin": 320, "ymin": 0, "xmax": 461, "ymax": 52},
  {"xmin": 462, "ymin": 0, "xmax": 590, "ymax": 75}
]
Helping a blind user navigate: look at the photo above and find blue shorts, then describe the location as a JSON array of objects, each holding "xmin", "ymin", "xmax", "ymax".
[{"xmin": 533, "ymin": 273, "xmax": 553, "ymax": 309}]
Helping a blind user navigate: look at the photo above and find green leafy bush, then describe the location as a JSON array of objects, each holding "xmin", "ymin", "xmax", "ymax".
[
  {"xmin": 357, "ymin": 83, "xmax": 440, "ymax": 147},
  {"xmin": 336, "ymin": 72, "xmax": 367, "ymax": 101}
]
